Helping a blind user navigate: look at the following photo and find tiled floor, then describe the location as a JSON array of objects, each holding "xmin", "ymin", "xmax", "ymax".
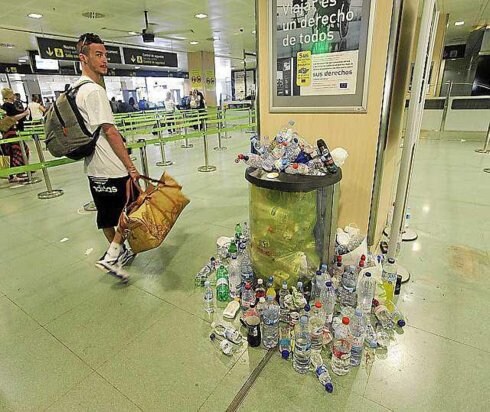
[{"xmin": 0, "ymin": 130, "xmax": 489, "ymax": 411}]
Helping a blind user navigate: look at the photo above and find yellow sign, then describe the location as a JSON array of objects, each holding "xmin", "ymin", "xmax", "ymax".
[
  {"xmin": 54, "ymin": 48, "xmax": 64, "ymax": 58},
  {"xmin": 205, "ymin": 70, "xmax": 215, "ymax": 90},
  {"xmin": 190, "ymin": 69, "xmax": 202, "ymax": 89},
  {"xmin": 296, "ymin": 51, "xmax": 311, "ymax": 87}
]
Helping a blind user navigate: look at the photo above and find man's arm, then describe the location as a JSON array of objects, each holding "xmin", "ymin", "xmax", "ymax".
[{"xmin": 102, "ymin": 123, "xmax": 140, "ymax": 180}]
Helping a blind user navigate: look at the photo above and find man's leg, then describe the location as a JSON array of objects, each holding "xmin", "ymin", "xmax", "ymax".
[{"xmin": 103, "ymin": 227, "xmax": 116, "ymax": 243}]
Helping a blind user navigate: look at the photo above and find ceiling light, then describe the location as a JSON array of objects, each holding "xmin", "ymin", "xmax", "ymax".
[
  {"xmin": 128, "ymin": 31, "xmax": 139, "ymax": 35},
  {"xmin": 195, "ymin": 13, "xmax": 208, "ymax": 19},
  {"xmin": 27, "ymin": 13, "xmax": 43, "ymax": 19},
  {"xmin": 252, "ymin": 30, "xmax": 256, "ymax": 34},
  {"xmin": 455, "ymin": 21, "xmax": 464, "ymax": 26},
  {"xmin": 81, "ymin": 11, "xmax": 105, "ymax": 19},
  {"xmin": 135, "ymin": 66, "xmax": 140, "ymax": 69},
  {"xmin": 190, "ymin": 41, "xmax": 199, "ymax": 45},
  {"xmin": 18, "ymin": 59, "xmax": 27, "ymax": 63}
]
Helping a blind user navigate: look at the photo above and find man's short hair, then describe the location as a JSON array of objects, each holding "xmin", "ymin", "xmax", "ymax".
[{"xmin": 77, "ymin": 33, "xmax": 104, "ymax": 55}]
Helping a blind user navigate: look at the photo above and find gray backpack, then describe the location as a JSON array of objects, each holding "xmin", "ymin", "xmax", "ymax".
[{"xmin": 44, "ymin": 80, "xmax": 101, "ymax": 160}]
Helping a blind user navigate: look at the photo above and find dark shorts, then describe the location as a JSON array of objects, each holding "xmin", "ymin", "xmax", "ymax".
[{"xmin": 88, "ymin": 176, "xmax": 130, "ymax": 229}]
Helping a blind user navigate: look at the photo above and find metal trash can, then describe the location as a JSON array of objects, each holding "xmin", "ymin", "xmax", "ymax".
[{"xmin": 245, "ymin": 167, "xmax": 341, "ymax": 288}]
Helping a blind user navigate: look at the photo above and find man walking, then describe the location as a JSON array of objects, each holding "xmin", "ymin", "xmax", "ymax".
[{"xmin": 75, "ymin": 33, "xmax": 140, "ymax": 282}]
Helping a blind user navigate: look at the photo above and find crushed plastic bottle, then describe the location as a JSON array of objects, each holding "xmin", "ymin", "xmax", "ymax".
[
  {"xmin": 310, "ymin": 352, "xmax": 334, "ymax": 393},
  {"xmin": 357, "ymin": 272, "xmax": 375, "ymax": 314},
  {"xmin": 195, "ymin": 257, "xmax": 216, "ymax": 286},
  {"xmin": 278, "ymin": 281, "xmax": 291, "ymax": 323},
  {"xmin": 203, "ymin": 280, "xmax": 214, "ymax": 313},
  {"xmin": 309, "ymin": 301, "xmax": 325, "ymax": 352},
  {"xmin": 228, "ymin": 256, "xmax": 241, "ymax": 299}
]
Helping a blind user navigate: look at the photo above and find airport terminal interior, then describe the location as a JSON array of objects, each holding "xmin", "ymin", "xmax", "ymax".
[{"xmin": 0, "ymin": 1, "xmax": 489, "ymax": 411}]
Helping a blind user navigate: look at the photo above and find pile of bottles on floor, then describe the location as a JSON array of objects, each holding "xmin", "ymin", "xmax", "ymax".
[
  {"xmin": 196, "ymin": 223, "xmax": 405, "ymax": 394},
  {"xmin": 235, "ymin": 121, "xmax": 339, "ymax": 176}
]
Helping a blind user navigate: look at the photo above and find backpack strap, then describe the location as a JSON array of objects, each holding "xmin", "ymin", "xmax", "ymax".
[{"xmin": 68, "ymin": 80, "xmax": 94, "ymax": 93}]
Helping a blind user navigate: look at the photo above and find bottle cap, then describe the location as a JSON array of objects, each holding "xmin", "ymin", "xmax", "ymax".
[
  {"xmin": 316, "ymin": 270, "xmax": 322, "ymax": 276},
  {"xmin": 281, "ymin": 350, "xmax": 290, "ymax": 360},
  {"xmin": 361, "ymin": 254, "xmax": 366, "ymax": 261},
  {"xmin": 204, "ymin": 281, "xmax": 210, "ymax": 287},
  {"xmin": 354, "ymin": 308, "xmax": 363, "ymax": 316},
  {"xmin": 372, "ymin": 299, "xmax": 380, "ymax": 307},
  {"xmin": 300, "ymin": 315, "xmax": 308, "ymax": 324},
  {"xmin": 304, "ymin": 304, "xmax": 310, "ymax": 312},
  {"xmin": 397, "ymin": 319, "xmax": 406, "ymax": 328},
  {"xmin": 257, "ymin": 279, "xmax": 263, "ymax": 284},
  {"xmin": 359, "ymin": 260, "xmax": 365, "ymax": 267},
  {"xmin": 315, "ymin": 301, "xmax": 322, "ymax": 309},
  {"xmin": 259, "ymin": 297, "xmax": 266, "ymax": 303},
  {"xmin": 388, "ymin": 258, "xmax": 396, "ymax": 264},
  {"xmin": 365, "ymin": 272, "xmax": 371, "ymax": 277},
  {"xmin": 245, "ymin": 282, "xmax": 251, "ymax": 290},
  {"xmin": 325, "ymin": 383, "xmax": 334, "ymax": 393},
  {"xmin": 336, "ymin": 255, "xmax": 342, "ymax": 263},
  {"xmin": 342, "ymin": 317, "xmax": 350, "ymax": 325},
  {"xmin": 325, "ymin": 281, "xmax": 332, "ymax": 287},
  {"xmin": 297, "ymin": 281, "xmax": 303, "ymax": 288}
]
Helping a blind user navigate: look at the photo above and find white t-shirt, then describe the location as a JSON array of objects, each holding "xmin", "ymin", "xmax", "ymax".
[
  {"xmin": 74, "ymin": 75, "xmax": 127, "ymax": 178},
  {"xmin": 164, "ymin": 98, "xmax": 175, "ymax": 112},
  {"xmin": 28, "ymin": 102, "xmax": 43, "ymax": 120}
]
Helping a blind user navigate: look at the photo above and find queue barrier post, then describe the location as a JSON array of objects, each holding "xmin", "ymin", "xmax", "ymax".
[
  {"xmin": 181, "ymin": 111, "xmax": 193, "ymax": 148},
  {"xmin": 197, "ymin": 121, "xmax": 217, "ymax": 173},
  {"xmin": 214, "ymin": 110, "xmax": 227, "ymax": 151},
  {"xmin": 222, "ymin": 108, "xmax": 230, "ymax": 139},
  {"xmin": 19, "ymin": 138, "xmax": 42, "ymax": 185},
  {"xmin": 138, "ymin": 139, "xmax": 150, "ymax": 189},
  {"xmin": 32, "ymin": 134, "xmax": 64, "ymax": 199},
  {"xmin": 475, "ymin": 122, "xmax": 490, "ymax": 154},
  {"xmin": 155, "ymin": 117, "xmax": 174, "ymax": 167}
]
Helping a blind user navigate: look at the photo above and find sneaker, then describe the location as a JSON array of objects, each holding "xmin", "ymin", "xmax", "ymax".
[
  {"xmin": 118, "ymin": 247, "xmax": 137, "ymax": 267},
  {"xmin": 95, "ymin": 255, "xmax": 130, "ymax": 283}
]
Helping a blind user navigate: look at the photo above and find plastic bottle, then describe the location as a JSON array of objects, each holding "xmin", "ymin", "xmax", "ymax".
[
  {"xmin": 311, "ymin": 270, "xmax": 325, "ymax": 303},
  {"xmin": 195, "ymin": 256, "xmax": 217, "ymax": 286},
  {"xmin": 356, "ymin": 257, "xmax": 366, "ymax": 276},
  {"xmin": 241, "ymin": 282, "xmax": 255, "ymax": 310},
  {"xmin": 239, "ymin": 250, "xmax": 254, "ymax": 288},
  {"xmin": 331, "ymin": 255, "xmax": 344, "ymax": 279},
  {"xmin": 262, "ymin": 296, "xmax": 280, "ymax": 349},
  {"xmin": 256, "ymin": 296, "xmax": 267, "ymax": 319},
  {"xmin": 331, "ymin": 317, "xmax": 352, "ymax": 376},
  {"xmin": 350, "ymin": 309, "xmax": 365, "ymax": 367},
  {"xmin": 310, "ymin": 352, "xmax": 334, "ymax": 393},
  {"xmin": 278, "ymin": 281, "xmax": 290, "ymax": 322},
  {"xmin": 228, "ymin": 240, "xmax": 238, "ymax": 259},
  {"xmin": 235, "ymin": 153, "xmax": 263, "ymax": 168},
  {"xmin": 203, "ymin": 280, "xmax": 214, "ymax": 313},
  {"xmin": 320, "ymin": 280, "xmax": 336, "ymax": 328},
  {"xmin": 391, "ymin": 306, "xmax": 406, "ymax": 328},
  {"xmin": 216, "ymin": 265, "xmax": 230, "ymax": 302},
  {"xmin": 266, "ymin": 276, "xmax": 276, "ymax": 300},
  {"xmin": 309, "ymin": 301, "xmax": 325, "ymax": 352},
  {"xmin": 285, "ymin": 162, "xmax": 310, "ymax": 175},
  {"xmin": 242, "ymin": 222, "xmax": 250, "ymax": 242},
  {"xmin": 339, "ymin": 266, "xmax": 357, "ymax": 308},
  {"xmin": 235, "ymin": 223, "xmax": 243, "ymax": 241},
  {"xmin": 255, "ymin": 278, "xmax": 266, "ymax": 300},
  {"xmin": 228, "ymin": 256, "xmax": 241, "ymax": 299},
  {"xmin": 364, "ymin": 322, "xmax": 378, "ymax": 348},
  {"xmin": 357, "ymin": 272, "xmax": 376, "ymax": 314},
  {"xmin": 279, "ymin": 322, "xmax": 292, "ymax": 360},
  {"xmin": 292, "ymin": 315, "xmax": 311, "ymax": 374},
  {"xmin": 374, "ymin": 304, "xmax": 395, "ymax": 329},
  {"xmin": 316, "ymin": 139, "xmax": 338, "ymax": 174},
  {"xmin": 242, "ymin": 304, "xmax": 261, "ymax": 347},
  {"xmin": 382, "ymin": 258, "xmax": 397, "ymax": 303}
]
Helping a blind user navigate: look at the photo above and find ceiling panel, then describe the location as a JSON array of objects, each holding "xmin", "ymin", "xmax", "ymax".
[
  {"xmin": 0, "ymin": 0, "xmax": 257, "ymax": 69},
  {"xmin": 440, "ymin": 0, "xmax": 490, "ymax": 44}
]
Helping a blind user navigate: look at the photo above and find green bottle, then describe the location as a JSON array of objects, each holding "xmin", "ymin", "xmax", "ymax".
[
  {"xmin": 228, "ymin": 240, "xmax": 238, "ymax": 258},
  {"xmin": 235, "ymin": 223, "xmax": 243, "ymax": 240},
  {"xmin": 216, "ymin": 265, "xmax": 230, "ymax": 302}
]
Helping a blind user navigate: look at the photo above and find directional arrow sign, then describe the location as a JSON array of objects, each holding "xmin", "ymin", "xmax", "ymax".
[
  {"xmin": 122, "ymin": 47, "xmax": 177, "ymax": 68},
  {"xmin": 36, "ymin": 37, "xmax": 122, "ymax": 63}
]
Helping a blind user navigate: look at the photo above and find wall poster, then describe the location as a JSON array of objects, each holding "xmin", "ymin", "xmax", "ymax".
[{"xmin": 270, "ymin": 0, "xmax": 375, "ymax": 112}]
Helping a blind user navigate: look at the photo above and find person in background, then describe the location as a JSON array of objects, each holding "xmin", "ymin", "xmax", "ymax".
[
  {"xmin": 196, "ymin": 89, "xmax": 206, "ymax": 131},
  {"xmin": 75, "ymin": 32, "xmax": 140, "ymax": 281},
  {"xmin": 27, "ymin": 95, "xmax": 46, "ymax": 121},
  {"xmin": 13, "ymin": 93, "xmax": 26, "ymax": 131},
  {"xmin": 128, "ymin": 97, "xmax": 138, "ymax": 111},
  {"xmin": 138, "ymin": 97, "xmax": 149, "ymax": 111},
  {"xmin": 189, "ymin": 90, "xmax": 200, "ymax": 130},
  {"xmin": 110, "ymin": 97, "xmax": 118, "ymax": 113},
  {"xmin": 1, "ymin": 88, "xmax": 30, "ymax": 183},
  {"xmin": 44, "ymin": 97, "xmax": 52, "ymax": 110},
  {"xmin": 164, "ymin": 91, "xmax": 176, "ymax": 134}
]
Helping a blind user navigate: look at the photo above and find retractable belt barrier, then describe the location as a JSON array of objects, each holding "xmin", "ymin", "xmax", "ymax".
[{"xmin": 0, "ymin": 109, "xmax": 256, "ymax": 181}]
